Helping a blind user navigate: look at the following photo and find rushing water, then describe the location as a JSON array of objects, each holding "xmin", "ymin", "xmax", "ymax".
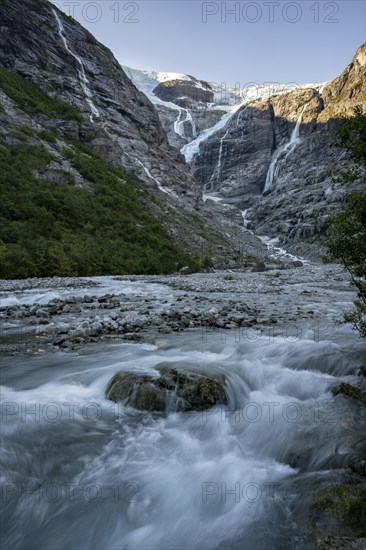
[{"xmin": 1, "ymin": 278, "xmax": 364, "ymax": 550}]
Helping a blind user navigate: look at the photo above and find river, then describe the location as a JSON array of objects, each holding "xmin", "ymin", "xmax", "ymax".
[{"xmin": 1, "ymin": 274, "xmax": 365, "ymax": 549}]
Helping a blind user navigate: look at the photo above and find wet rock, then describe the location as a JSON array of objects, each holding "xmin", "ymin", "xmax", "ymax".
[
  {"xmin": 330, "ymin": 382, "xmax": 366, "ymax": 406},
  {"xmin": 38, "ymin": 318, "xmax": 49, "ymax": 325},
  {"xmin": 105, "ymin": 363, "xmax": 228, "ymax": 413},
  {"xmin": 62, "ymin": 304, "xmax": 82, "ymax": 314},
  {"xmin": 122, "ymin": 312, "xmax": 147, "ymax": 328},
  {"xmin": 315, "ymin": 536, "xmax": 366, "ymax": 549},
  {"xmin": 159, "ymin": 326, "xmax": 173, "ymax": 334},
  {"xmin": 292, "ymin": 260, "xmax": 304, "ymax": 267},
  {"xmin": 357, "ymin": 365, "xmax": 366, "ymax": 377},
  {"xmin": 123, "ymin": 332, "xmax": 141, "ymax": 341},
  {"xmin": 36, "ymin": 308, "xmax": 49, "ymax": 318},
  {"xmin": 56, "ymin": 323, "xmax": 69, "ymax": 334},
  {"xmin": 252, "ymin": 262, "xmax": 267, "ymax": 272},
  {"xmin": 88, "ymin": 321, "xmax": 103, "ymax": 336},
  {"xmin": 69, "ymin": 326, "xmax": 87, "ymax": 340},
  {"xmin": 179, "ymin": 266, "xmax": 191, "ymax": 275}
]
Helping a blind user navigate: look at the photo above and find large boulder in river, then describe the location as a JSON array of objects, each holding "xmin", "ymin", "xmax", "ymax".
[{"xmin": 105, "ymin": 363, "xmax": 227, "ymax": 413}]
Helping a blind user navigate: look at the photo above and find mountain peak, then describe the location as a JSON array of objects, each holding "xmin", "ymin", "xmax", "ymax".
[{"xmin": 354, "ymin": 42, "xmax": 366, "ymax": 67}]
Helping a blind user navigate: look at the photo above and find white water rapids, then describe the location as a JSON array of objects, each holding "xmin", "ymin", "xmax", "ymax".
[{"xmin": 1, "ymin": 277, "xmax": 364, "ymax": 550}]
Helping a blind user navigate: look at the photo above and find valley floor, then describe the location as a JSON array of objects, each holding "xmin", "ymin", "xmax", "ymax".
[{"xmin": 0, "ymin": 261, "xmax": 358, "ymax": 356}]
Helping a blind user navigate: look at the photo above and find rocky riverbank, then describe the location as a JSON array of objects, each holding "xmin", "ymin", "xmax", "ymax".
[{"xmin": 0, "ymin": 261, "xmax": 359, "ymax": 357}]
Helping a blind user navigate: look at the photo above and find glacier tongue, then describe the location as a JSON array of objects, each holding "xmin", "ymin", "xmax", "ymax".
[
  {"xmin": 181, "ymin": 104, "xmax": 243, "ymax": 163},
  {"xmin": 181, "ymin": 83, "xmax": 304, "ymax": 163}
]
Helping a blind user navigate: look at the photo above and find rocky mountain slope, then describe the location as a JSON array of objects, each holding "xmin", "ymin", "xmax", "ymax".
[
  {"xmin": 0, "ymin": 0, "xmax": 191, "ymax": 195},
  {"xmin": 191, "ymin": 43, "xmax": 366, "ymax": 252},
  {"xmin": 127, "ymin": 45, "xmax": 365, "ymax": 257},
  {"xmin": 0, "ymin": 0, "xmax": 268, "ymax": 277}
]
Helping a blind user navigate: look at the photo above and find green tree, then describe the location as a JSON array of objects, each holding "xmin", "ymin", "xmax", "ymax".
[{"xmin": 327, "ymin": 106, "xmax": 366, "ymax": 337}]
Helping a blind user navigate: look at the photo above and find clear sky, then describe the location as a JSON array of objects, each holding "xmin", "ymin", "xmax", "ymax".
[{"xmin": 51, "ymin": 1, "xmax": 366, "ymax": 88}]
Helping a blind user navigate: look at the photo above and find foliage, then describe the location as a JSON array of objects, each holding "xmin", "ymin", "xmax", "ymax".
[
  {"xmin": 0, "ymin": 143, "xmax": 199, "ymax": 278},
  {"xmin": 333, "ymin": 105, "xmax": 366, "ymax": 166},
  {"xmin": 0, "ymin": 67, "xmax": 82, "ymax": 121},
  {"xmin": 37, "ymin": 129, "xmax": 57, "ymax": 143},
  {"xmin": 0, "ymin": 68, "xmax": 203, "ymax": 278},
  {"xmin": 327, "ymin": 106, "xmax": 366, "ymax": 337},
  {"xmin": 316, "ymin": 485, "xmax": 366, "ymax": 538}
]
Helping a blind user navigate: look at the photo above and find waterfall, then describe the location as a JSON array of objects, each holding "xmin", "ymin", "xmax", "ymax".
[
  {"xmin": 181, "ymin": 102, "xmax": 243, "ymax": 163},
  {"xmin": 210, "ymin": 129, "xmax": 229, "ymax": 188},
  {"xmin": 236, "ymin": 106, "xmax": 247, "ymax": 127},
  {"xmin": 241, "ymin": 209, "xmax": 249, "ymax": 228},
  {"xmin": 52, "ymin": 9, "xmax": 100, "ymax": 122},
  {"xmin": 136, "ymin": 160, "xmax": 176, "ymax": 196},
  {"xmin": 174, "ymin": 109, "xmax": 184, "ymax": 137},
  {"xmin": 174, "ymin": 108, "xmax": 196, "ymax": 139},
  {"xmin": 184, "ymin": 109, "xmax": 197, "ymax": 137},
  {"xmin": 264, "ymin": 104, "xmax": 307, "ymax": 192}
]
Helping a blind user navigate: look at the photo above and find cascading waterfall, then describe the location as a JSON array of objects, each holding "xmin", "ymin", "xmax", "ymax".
[
  {"xmin": 241, "ymin": 208, "xmax": 249, "ymax": 228},
  {"xmin": 264, "ymin": 103, "xmax": 308, "ymax": 192},
  {"xmin": 181, "ymin": 102, "xmax": 243, "ymax": 162},
  {"xmin": 236, "ymin": 106, "xmax": 247, "ymax": 127},
  {"xmin": 174, "ymin": 109, "xmax": 184, "ymax": 137},
  {"xmin": 136, "ymin": 160, "xmax": 176, "ymax": 196},
  {"xmin": 52, "ymin": 9, "xmax": 100, "ymax": 122},
  {"xmin": 209, "ymin": 128, "xmax": 229, "ymax": 189},
  {"xmin": 174, "ymin": 108, "xmax": 196, "ymax": 139},
  {"xmin": 184, "ymin": 108, "xmax": 197, "ymax": 137}
]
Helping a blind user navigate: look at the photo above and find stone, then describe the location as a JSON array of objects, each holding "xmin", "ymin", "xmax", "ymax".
[
  {"xmin": 69, "ymin": 327, "xmax": 87, "ymax": 340},
  {"xmin": 123, "ymin": 312, "xmax": 147, "ymax": 328},
  {"xmin": 123, "ymin": 332, "xmax": 141, "ymax": 341},
  {"xmin": 252, "ymin": 262, "xmax": 266, "ymax": 272},
  {"xmin": 330, "ymin": 382, "xmax": 366, "ymax": 406},
  {"xmin": 315, "ymin": 537, "xmax": 366, "ymax": 550},
  {"xmin": 56, "ymin": 323, "xmax": 69, "ymax": 334},
  {"xmin": 105, "ymin": 362, "xmax": 228, "ymax": 413},
  {"xmin": 179, "ymin": 266, "xmax": 191, "ymax": 275},
  {"xmin": 36, "ymin": 308, "xmax": 48, "ymax": 318},
  {"xmin": 87, "ymin": 321, "xmax": 103, "ymax": 336}
]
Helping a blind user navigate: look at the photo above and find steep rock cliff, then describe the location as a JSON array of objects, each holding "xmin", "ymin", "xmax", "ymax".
[
  {"xmin": 0, "ymin": 0, "xmax": 194, "ymax": 195},
  {"xmin": 191, "ymin": 43, "xmax": 366, "ymax": 251},
  {"xmin": 0, "ymin": 0, "xmax": 268, "ymax": 274}
]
